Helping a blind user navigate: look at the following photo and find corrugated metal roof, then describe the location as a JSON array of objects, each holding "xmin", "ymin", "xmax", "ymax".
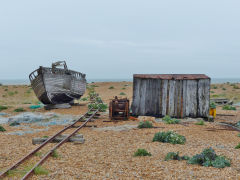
[{"xmin": 133, "ymin": 74, "xmax": 210, "ymax": 80}]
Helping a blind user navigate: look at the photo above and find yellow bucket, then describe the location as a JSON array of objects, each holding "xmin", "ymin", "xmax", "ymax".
[{"xmin": 209, "ymin": 108, "xmax": 216, "ymax": 118}]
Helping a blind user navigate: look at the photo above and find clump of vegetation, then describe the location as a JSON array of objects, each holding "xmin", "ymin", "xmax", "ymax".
[
  {"xmin": 162, "ymin": 115, "xmax": 180, "ymax": 124},
  {"xmin": 238, "ymin": 134, "xmax": 240, "ymax": 137},
  {"xmin": 34, "ymin": 166, "xmax": 49, "ymax": 175},
  {"xmin": 0, "ymin": 125, "xmax": 6, "ymax": 132},
  {"xmin": 88, "ymin": 103, "xmax": 108, "ymax": 112},
  {"xmin": 25, "ymin": 89, "xmax": 32, "ymax": 94},
  {"xmin": 212, "ymin": 85, "xmax": 218, "ymax": 89},
  {"xmin": 8, "ymin": 91, "xmax": 15, "ymax": 96},
  {"xmin": 4, "ymin": 88, "xmax": 8, "ymax": 91},
  {"xmin": 14, "ymin": 108, "xmax": 25, "ymax": 112},
  {"xmin": 23, "ymin": 102, "xmax": 32, "ymax": 104},
  {"xmin": 188, "ymin": 148, "xmax": 231, "ymax": 168},
  {"xmin": 235, "ymin": 143, "xmax": 240, "ymax": 149},
  {"xmin": 0, "ymin": 105, "xmax": 8, "ymax": 111},
  {"xmin": 222, "ymin": 88, "xmax": 226, "ymax": 91},
  {"xmin": 7, "ymin": 165, "xmax": 33, "ymax": 177},
  {"xmin": 119, "ymin": 92, "xmax": 126, "ymax": 95},
  {"xmin": 153, "ymin": 131, "xmax": 186, "ymax": 145},
  {"xmin": 108, "ymin": 86, "xmax": 114, "ymax": 89},
  {"xmin": 165, "ymin": 152, "xmax": 190, "ymax": 161},
  {"xmin": 122, "ymin": 87, "xmax": 126, "ymax": 90},
  {"xmin": 134, "ymin": 149, "xmax": 151, "ymax": 157},
  {"xmin": 210, "ymin": 91, "xmax": 215, "ymax": 93},
  {"xmin": 222, "ymin": 105, "xmax": 236, "ymax": 110},
  {"xmin": 34, "ymin": 152, "xmax": 43, "ymax": 157},
  {"xmin": 138, "ymin": 121, "xmax": 153, "ymax": 128},
  {"xmin": 233, "ymin": 84, "xmax": 240, "ymax": 89},
  {"xmin": 51, "ymin": 150, "xmax": 59, "ymax": 158},
  {"xmin": 42, "ymin": 135, "xmax": 49, "ymax": 138},
  {"xmin": 90, "ymin": 84, "xmax": 99, "ymax": 88},
  {"xmin": 80, "ymin": 97, "xmax": 89, "ymax": 101},
  {"xmin": 9, "ymin": 121, "xmax": 20, "ymax": 126},
  {"xmin": 210, "ymin": 102, "xmax": 216, "ymax": 109},
  {"xmin": 195, "ymin": 120, "xmax": 205, "ymax": 125}
]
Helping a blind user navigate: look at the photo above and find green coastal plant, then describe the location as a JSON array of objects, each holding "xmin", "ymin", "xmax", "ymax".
[
  {"xmin": 162, "ymin": 115, "xmax": 180, "ymax": 124},
  {"xmin": 0, "ymin": 105, "xmax": 8, "ymax": 111},
  {"xmin": 165, "ymin": 152, "xmax": 190, "ymax": 161},
  {"xmin": 0, "ymin": 125, "xmax": 6, "ymax": 132},
  {"xmin": 119, "ymin": 92, "xmax": 126, "ymax": 95},
  {"xmin": 88, "ymin": 103, "xmax": 107, "ymax": 112},
  {"xmin": 9, "ymin": 121, "xmax": 20, "ymax": 126},
  {"xmin": 108, "ymin": 86, "xmax": 114, "ymax": 89},
  {"xmin": 134, "ymin": 149, "xmax": 151, "ymax": 157},
  {"xmin": 195, "ymin": 120, "xmax": 205, "ymax": 125},
  {"xmin": 138, "ymin": 121, "xmax": 153, "ymax": 128},
  {"xmin": 233, "ymin": 85, "xmax": 240, "ymax": 89},
  {"xmin": 14, "ymin": 108, "xmax": 25, "ymax": 112},
  {"xmin": 212, "ymin": 85, "xmax": 218, "ymax": 89},
  {"xmin": 210, "ymin": 102, "xmax": 216, "ymax": 109},
  {"xmin": 153, "ymin": 131, "xmax": 186, "ymax": 145},
  {"xmin": 51, "ymin": 150, "xmax": 59, "ymax": 158},
  {"xmin": 34, "ymin": 166, "xmax": 49, "ymax": 175},
  {"xmin": 188, "ymin": 148, "xmax": 231, "ymax": 168},
  {"xmin": 235, "ymin": 143, "xmax": 240, "ymax": 149},
  {"xmin": 8, "ymin": 91, "xmax": 15, "ymax": 96},
  {"xmin": 222, "ymin": 105, "xmax": 236, "ymax": 110},
  {"xmin": 80, "ymin": 97, "xmax": 89, "ymax": 101}
]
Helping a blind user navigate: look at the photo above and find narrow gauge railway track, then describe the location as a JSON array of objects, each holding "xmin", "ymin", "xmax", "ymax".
[{"xmin": 0, "ymin": 108, "xmax": 99, "ymax": 180}]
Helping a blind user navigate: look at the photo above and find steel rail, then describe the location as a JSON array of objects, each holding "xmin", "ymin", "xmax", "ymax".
[
  {"xmin": 21, "ymin": 109, "xmax": 99, "ymax": 180},
  {"xmin": 0, "ymin": 109, "xmax": 92, "ymax": 178}
]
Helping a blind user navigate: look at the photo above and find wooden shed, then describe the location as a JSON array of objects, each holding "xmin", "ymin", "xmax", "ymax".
[{"xmin": 131, "ymin": 74, "xmax": 210, "ymax": 118}]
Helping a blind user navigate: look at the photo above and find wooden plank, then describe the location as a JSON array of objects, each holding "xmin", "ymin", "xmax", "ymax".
[
  {"xmin": 202, "ymin": 79, "xmax": 210, "ymax": 117},
  {"xmin": 161, "ymin": 80, "xmax": 168, "ymax": 116},
  {"xmin": 173, "ymin": 80, "xmax": 179, "ymax": 117},
  {"xmin": 177, "ymin": 80, "xmax": 183, "ymax": 118},
  {"xmin": 131, "ymin": 78, "xmax": 141, "ymax": 115},
  {"xmin": 139, "ymin": 79, "xmax": 147, "ymax": 115},
  {"xmin": 156, "ymin": 79, "xmax": 162, "ymax": 116},
  {"xmin": 182, "ymin": 80, "xmax": 187, "ymax": 118},
  {"xmin": 186, "ymin": 80, "xmax": 198, "ymax": 117},
  {"xmin": 168, "ymin": 80, "xmax": 176, "ymax": 117}
]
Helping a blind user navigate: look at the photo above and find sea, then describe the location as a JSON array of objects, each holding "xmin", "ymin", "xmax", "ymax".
[{"xmin": 0, "ymin": 78, "xmax": 240, "ymax": 85}]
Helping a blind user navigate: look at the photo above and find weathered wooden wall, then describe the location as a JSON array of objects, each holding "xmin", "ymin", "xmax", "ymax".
[{"xmin": 131, "ymin": 78, "xmax": 210, "ymax": 118}]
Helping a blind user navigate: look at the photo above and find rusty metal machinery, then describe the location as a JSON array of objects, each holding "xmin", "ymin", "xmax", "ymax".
[{"xmin": 109, "ymin": 96, "xmax": 129, "ymax": 120}]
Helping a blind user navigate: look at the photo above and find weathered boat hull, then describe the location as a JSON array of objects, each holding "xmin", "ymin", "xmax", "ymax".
[{"xmin": 29, "ymin": 62, "xmax": 86, "ymax": 105}]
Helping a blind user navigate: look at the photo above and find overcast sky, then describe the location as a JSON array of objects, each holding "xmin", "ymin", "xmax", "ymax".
[{"xmin": 0, "ymin": 0, "xmax": 239, "ymax": 80}]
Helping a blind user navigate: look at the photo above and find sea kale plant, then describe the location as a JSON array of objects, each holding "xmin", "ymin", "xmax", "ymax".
[
  {"xmin": 188, "ymin": 148, "xmax": 231, "ymax": 168},
  {"xmin": 165, "ymin": 152, "xmax": 190, "ymax": 161},
  {"xmin": 138, "ymin": 121, "xmax": 153, "ymax": 128},
  {"xmin": 134, "ymin": 149, "xmax": 152, "ymax": 157},
  {"xmin": 162, "ymin": 115, "xmax": 180, "ymax": 124},
  {"xmin": 222, "ymin": 105, "xmax": 236, "ymax": 110},
  {"xmin": 153, "ymin": 131, "xmax": 186, "ymax": 145},
  {"xmin": 86, "ymin": 85, "xmax": 108, "ymax": 112}
]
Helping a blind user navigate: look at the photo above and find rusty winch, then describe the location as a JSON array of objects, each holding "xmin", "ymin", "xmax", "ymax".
[{"xmin": 109, "ymin": 96, "xmax": 129, "ymax": 120}]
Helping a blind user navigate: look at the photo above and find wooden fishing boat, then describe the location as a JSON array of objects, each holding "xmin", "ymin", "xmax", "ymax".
[{"xmin": 29, "ymin": 61, "xmax": 86, "ymax": 105}]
